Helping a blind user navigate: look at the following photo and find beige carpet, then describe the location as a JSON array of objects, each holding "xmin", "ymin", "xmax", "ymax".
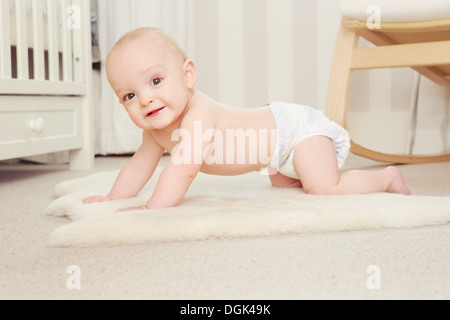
[
  {"xmin": 46, "ymin": 168, "xmax": 450, "ymax": 248},
  {"xmin": 2, "ymin": 154, "xmax": 450, "ymax": 299}
]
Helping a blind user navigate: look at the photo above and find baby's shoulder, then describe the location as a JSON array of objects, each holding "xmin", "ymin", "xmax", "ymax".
[{"xmin": 182, "ymin": 92, "xmax": 219, "ymax": 124}]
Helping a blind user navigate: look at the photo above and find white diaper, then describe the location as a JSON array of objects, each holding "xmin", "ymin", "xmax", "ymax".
[{"xmin": 268, "ymin": 102, "xmax": 351, "ymax": 179}]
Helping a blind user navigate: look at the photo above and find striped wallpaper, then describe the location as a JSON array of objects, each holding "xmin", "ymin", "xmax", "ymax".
[
  {"xmin": 185, "ymin": 0, "xmax": 415, "ymax": 111},
  {"xmin": 187, "ymin": 0, "xmax": 321, "ymax": 109},
  {"xmin": 94, "ymin": 0, "xmax": 447, "ymax": 155},
  {"xmin": 182, "ymin": 0, "xmax": 421, "ymax": 153}
]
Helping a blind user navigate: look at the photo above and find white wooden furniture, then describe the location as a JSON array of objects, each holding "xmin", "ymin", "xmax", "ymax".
[
  {"xmin": 326, "ymin": 0, "xmax": 450, "ymax": 164},
  {"xmin": 0, "ymin": 0, "xmax": 94, "ymax": 170}
]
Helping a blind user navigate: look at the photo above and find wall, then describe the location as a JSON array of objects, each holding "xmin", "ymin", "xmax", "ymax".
[
  {"xmin": 186, "ymin": 0, "xmax": 320, "ymax": 109},
  {"xmin": 93, "ymin": 0, "xmax": 448, "ymax": 156},
  {"xmin": 183, "ymin": 0, "xmax": 422, "ymax": 154}
]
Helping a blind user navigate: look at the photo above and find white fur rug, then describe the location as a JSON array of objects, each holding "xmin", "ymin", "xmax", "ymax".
[{"xmin": 46, "ymin": 168, "xmax": 450, "ymax": 247}]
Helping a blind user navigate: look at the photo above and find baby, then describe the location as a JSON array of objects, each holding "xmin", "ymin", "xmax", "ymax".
[{"xmin": 83, "ymin": 27, "xmax": 411, "ymax": 210}]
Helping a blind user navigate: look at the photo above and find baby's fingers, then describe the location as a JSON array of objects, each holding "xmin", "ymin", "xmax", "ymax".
[
  {"xmin": 116, "ymin": 205, "xmax": 149, "ymax": 213},
  {"xmin": 82, "ymin": 196, "xmax": 109, "ymax": 204}
]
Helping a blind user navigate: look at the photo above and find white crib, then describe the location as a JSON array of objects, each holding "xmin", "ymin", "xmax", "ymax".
[{"xmin": 0, "ymin": 0, "xmax": 94, "ymax": 170}]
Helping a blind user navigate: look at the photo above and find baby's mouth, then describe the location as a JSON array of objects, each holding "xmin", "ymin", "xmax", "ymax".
[{"xmin": 146, "ymin": 107, "xmax": 166, "ymax": 117}]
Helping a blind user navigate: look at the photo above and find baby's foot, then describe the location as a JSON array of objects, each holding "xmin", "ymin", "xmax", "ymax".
[
  {"xmin": 385, "ymin": 166, "xmax": 411, "ymax": 195},
  {"xmin": 269, "ymin": 172, "xmax": 303, "ymax": 189}
]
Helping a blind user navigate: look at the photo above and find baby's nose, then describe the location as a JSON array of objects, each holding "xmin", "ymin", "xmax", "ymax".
[{"xmin": 141, "ymin": 97, "xmax": 154, "ymax": 107}]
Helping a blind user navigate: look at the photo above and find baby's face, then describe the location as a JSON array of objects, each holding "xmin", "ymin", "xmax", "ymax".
[{"xmin": 106, "ymin": 33, "xmax": 195, "ymax": 131}]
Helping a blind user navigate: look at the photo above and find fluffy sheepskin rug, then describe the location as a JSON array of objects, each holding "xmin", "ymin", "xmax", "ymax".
[{"xmin": 46, "ymin": 168, "xmax": 450, "ymax": 247}]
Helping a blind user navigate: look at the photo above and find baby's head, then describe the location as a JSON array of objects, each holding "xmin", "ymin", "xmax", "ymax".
[
  {"xmin": 109, "ymin": 27, "xmax": 188, "ymax": 66},
  {"xmin": 106, "ymin": 27, "xmax": 196, "ymax": 130}
]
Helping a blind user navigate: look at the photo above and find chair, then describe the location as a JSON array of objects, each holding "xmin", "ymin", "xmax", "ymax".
[{"xmin": 326, "ymin": 0, "xmax": 450, "ymax": 164}]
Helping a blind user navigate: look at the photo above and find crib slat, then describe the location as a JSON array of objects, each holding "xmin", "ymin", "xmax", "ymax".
[
  {"xmin": 47, "ymin": 0, "xmax": 59, "ymax": 81},
  {"xmin": 71, "ymin": 0, "xmax": 85, "ymax": 83},
  {"xmin": 15, "ymin": 0, "xmax": 30, "ymax": 80},
  {"xmin": 62, "ymin": 0, "xmax": 73, "ymax": 82},
  {"xmin": 32, "ymin": 0, "xmax": 46, "ymax": 80},
  {"xmin": 0, "ymin": 0, "xmax": 12, "ymax": 78}
]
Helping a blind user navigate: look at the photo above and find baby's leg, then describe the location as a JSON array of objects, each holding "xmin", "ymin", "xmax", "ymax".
[
  {"xmin": 293, "ymin": 136, "xmax": 411, "ymax": 195},
  {"xmin": 269, "ymin": 170, "xmax": 303, "ymax": 188}
]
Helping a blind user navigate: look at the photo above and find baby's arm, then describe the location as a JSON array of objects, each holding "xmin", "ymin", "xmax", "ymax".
[
  {"xmin": 134, "ymin": 116, "xmax": 210, "ymax": 210},
  {"xmin": 117, "ymin": 130, "xmax": 203, "ymax": 211},
  {"xmin": 143, "ymin": 160, "xmax": 202, "ymax": 209},
  {"xmin": 117, "ymin": 107, "xmax": 214, "ymax": 210},
  {"xmin": 83, "ymin": 132, "xmax": 164, "ymax": 203}
]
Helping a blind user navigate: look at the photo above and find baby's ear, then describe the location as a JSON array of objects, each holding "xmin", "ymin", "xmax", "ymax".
[{"xmin": 183, "ymin": 60, "xmax": 197, "ymax": 89}]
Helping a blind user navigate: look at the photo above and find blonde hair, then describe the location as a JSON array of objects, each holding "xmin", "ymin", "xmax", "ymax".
[{"xmin": 111, "ymin": 27, "xmax": 188, "ymax": 62}]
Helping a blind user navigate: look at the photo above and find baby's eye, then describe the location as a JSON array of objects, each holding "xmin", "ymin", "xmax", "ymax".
[
  {"xmin": 123, "ymin": 93, "xmax": 135, "ymax": 102},
  {"xmin": 151, "ymin": 78, "xmax": 163, "ymax": 86}
]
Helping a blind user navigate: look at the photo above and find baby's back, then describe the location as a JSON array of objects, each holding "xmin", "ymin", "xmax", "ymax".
[{"xmin": 190, "ymin": 92, "xmax": 278, "ymax": 175}]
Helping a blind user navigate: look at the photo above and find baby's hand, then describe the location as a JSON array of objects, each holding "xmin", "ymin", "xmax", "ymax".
[
  {"xmin": 116, "ymin": 205, "xmax": 149, "ymax": 213},
  {"xmin": 82, "ymin": 195, "xmax": 111, "ymax": 204}
]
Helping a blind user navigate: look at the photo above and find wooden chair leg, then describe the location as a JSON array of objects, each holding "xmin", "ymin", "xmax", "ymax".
[
  {"xmin": 351, "ymin": 141, "xmax": 450, "ymax": 164},
  {"xmin": 327, "ymin": 19, "xmax": 450, "ymax": 165},
  {"xmin": 326, "ymin": 19, "xmax": 359, "ymax": 128}
]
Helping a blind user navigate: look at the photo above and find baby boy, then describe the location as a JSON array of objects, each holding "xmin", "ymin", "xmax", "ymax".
[{"xmin": 83, "ymin": 27, "xmax": 410, "ymax": 210}]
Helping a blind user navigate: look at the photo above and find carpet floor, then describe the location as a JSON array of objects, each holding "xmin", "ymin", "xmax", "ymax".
[{"xmin": 1, "ymin": 154, "xmax": 450, "ymax": 300}]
